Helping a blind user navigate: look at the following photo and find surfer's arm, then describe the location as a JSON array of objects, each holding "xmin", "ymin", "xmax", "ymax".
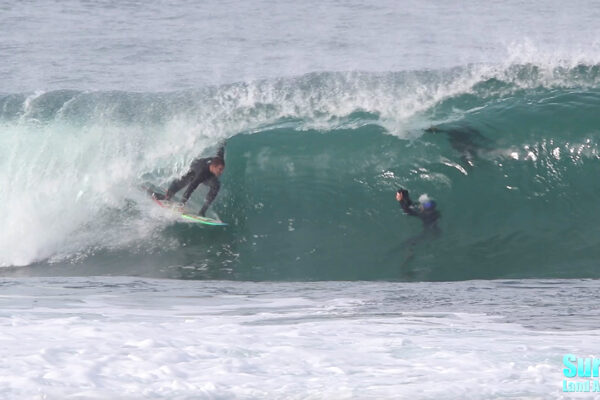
[
  {"xmin": 400, "ymin": 202, "xmax": 419, "ymax": 217},
  {"xmin": 199, "ymin": 178, "xmax": 221, "ymax": 216},
  {"xmin": 397, "ymin": 189, "xmax": 419, "ymax": 216}
]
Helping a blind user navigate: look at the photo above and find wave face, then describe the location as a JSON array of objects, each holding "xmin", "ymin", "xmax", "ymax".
[{"xmin": 2, "ymin": 64, "xmax": 600, "ymax": 280}]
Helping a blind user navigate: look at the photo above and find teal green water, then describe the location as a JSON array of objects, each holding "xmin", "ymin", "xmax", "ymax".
[{"xmin": 1, "ymin": 67, "xmax": 600, "ymax": 280}]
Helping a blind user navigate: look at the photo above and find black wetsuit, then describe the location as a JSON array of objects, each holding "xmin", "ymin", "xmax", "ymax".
[
  {"xmin": 399, "ymin": 194, "xmax": 441, "ymax": 245},
  {"xmin": 163, "ymin": 145, "xmax": 224, "ymax": 216}
]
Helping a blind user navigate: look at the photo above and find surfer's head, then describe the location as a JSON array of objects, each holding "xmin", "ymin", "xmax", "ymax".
[{"xmin": 209, "ymin": 157, "xmax": 225, "ymax": 177}]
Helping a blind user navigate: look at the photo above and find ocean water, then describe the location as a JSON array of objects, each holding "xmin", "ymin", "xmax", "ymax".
[{"xmin": 2, "ymin": 0, "xmax": 600, "ymax": 398}]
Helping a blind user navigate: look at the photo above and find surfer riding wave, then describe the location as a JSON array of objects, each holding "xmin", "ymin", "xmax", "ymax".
[{"xmin": 153, "ymin": 143, "xmax": 225, "ymax": 217}]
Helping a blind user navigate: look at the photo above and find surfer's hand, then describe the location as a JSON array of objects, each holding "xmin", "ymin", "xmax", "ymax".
[
  {"xmin": 397, "ymin": 189, "xmax": 409, "ymax": 201},
  {"xmin": 397, "ymin": 189, "xmax": 412, "ymax": 207}
]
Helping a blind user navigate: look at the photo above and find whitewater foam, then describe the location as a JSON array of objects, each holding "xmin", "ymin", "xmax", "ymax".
[{"xmin": 1, "ymin": 278, "xmax": 598, "ymax": 399}]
